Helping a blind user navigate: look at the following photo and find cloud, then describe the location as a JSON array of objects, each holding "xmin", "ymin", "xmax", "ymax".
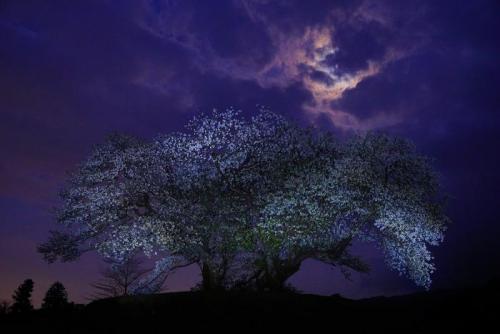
[{"xmin": 136, "ymin": 0, "xmax": 418, "ymax": 131}]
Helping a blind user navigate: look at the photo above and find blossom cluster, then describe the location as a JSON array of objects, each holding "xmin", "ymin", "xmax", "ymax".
[{"xmin": 39, "ymin": 109, "xmax": 448, "ymax": 290}]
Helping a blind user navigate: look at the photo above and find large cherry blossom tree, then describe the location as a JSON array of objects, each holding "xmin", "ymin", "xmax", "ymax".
[{"xmin": 39, "ymin": 108, "xmax": 448, "ymax": 292}]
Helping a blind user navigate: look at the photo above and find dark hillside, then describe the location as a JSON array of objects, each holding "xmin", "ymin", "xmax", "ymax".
[{"xmin": 1, "ymin": 280, "xmax": 498, "ymax": 333}]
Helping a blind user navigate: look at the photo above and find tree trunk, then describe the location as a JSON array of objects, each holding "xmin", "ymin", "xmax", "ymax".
[
  {"xmin": 200, "ymin": 262, "xmax": 225, "ymax": 291},
  {"xmin": 256, "ymin": 258, "xmax": 302, "ymax": 291},
  {"xmin": 201, "ymin": 262, "xmax": 214, "ymax": 291}
]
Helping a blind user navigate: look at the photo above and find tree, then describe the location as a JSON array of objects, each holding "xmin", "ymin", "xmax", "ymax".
[
  {"xmin": 11, "ymin": 279, "xmax": 34, "ymax": 313},
  {"xmin": 0, "ymin": 300, "xmax": 10, "ymax": 316},
  {"xmin": 39, "ymin": 108, "xmax": 449, "ymax": 291},
  {"xmin": 90, "ymin": 256, "xmax": 152, "ymax": 298},
  {"xmin": 42, "ymin": 282, "xmax": 69, "ymax": 310}
]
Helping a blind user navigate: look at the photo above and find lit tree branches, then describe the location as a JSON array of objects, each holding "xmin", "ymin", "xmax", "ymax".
[{"xmin": 39, "ymin": 108, "xmax": 448, "ymax": 292}]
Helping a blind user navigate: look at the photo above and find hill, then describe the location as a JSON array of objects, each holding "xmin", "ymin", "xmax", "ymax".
[{"xmin": 1, "ymin": 280, "xmax": 498, "ymax": 333}]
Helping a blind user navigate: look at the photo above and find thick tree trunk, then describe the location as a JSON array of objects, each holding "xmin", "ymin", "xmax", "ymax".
[
  {"xmin": 201, "ymin": 262, "xmax": 214, "ymax": 291},
  {"xmin": 256, "ymin": 258, "xmax": 302, "ymax": 291},
  {"xmin": 200, "ymin": 262, "xmax": 226, "ymax": 291}
]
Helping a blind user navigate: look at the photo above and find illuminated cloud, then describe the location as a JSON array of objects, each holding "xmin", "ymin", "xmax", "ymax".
[
  {"xmin": 252, "ymin": 26, "xmax": 404, "ymax": 130},
  {"xmin": 135, "ymin": 0, "xmax": 410, "ymax": 131},
  {"xmin": 259, "ymin": 26, "xmax": 405, "ymax": 130}
]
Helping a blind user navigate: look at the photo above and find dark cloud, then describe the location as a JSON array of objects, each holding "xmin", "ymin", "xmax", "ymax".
[
  {"xmin": 188, "ymin": 1, "xmax": 274, "ymax": 64},
  {"xmin": 309, "ymin": 70, "xmax": 335, "ymax": 86},
  {"xmin": 328, "ymin": 20, "xmax": 391, "ymax": 74},
  {"xmin": 242, "ymin": 0, "xmax": 362, "ymax": 33}
]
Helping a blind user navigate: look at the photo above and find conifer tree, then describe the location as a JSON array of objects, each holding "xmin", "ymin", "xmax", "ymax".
[
  {"xmin": 42, "ymin": 281, "xmax": 69, "ymax": 310},
  {"xmin": 11, "ymin": 279, "xmax": 34, "ymax": 313}
]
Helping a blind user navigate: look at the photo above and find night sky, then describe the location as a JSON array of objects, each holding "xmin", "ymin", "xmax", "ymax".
[{"xmin": 1, "ymin": 0, "xmax": 499, "ymax": 306}]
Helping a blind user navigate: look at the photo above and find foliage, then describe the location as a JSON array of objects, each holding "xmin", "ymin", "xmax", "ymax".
[
  {"xmin": 0, "ymin": 300, "xmax": 10, "ymax": 315},
  {"xmin": 42, "ymin": 281, "xmax": 69, "ymax": 310},
  {"xmin": 39, "ymin": 108, "xmax": 448, "ymax": 291},
  {"xmin": 11, "ymin": 279, "xmax": 34, "ymax": 313}
]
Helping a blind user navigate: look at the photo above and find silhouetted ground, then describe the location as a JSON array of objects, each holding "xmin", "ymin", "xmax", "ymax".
[{"xmin": 1, "ymin": 280, "xmax": 498, "ymax": 333}]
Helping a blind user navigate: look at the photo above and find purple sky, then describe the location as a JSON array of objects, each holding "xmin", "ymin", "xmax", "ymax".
[{"xmin": 1, "ymin": 0, "xmax": 499, "ymax": 306}]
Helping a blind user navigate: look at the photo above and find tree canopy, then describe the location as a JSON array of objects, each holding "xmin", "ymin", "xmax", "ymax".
[
  {"xmin": 39, "ymin": 109, "xmax": 448, "ymax": 292},
  {"xmin": 11, "ymin": 279, "xmax": 34, "ymax": 313},
  {"xmin": 42, "ymin": 281, "xmax": 69, "ymax": 310}
]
